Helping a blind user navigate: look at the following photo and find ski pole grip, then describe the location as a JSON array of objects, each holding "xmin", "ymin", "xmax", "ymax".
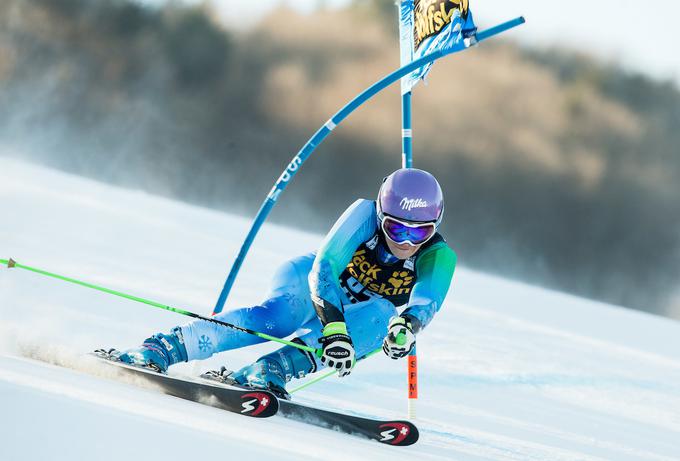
[{"xmin": 396, "ymin": 331, "xmax": 407, "ymax": 346}]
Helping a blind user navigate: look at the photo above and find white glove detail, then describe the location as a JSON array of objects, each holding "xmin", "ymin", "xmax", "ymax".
[
  {"xmin": 319, "ymin": 322, "xmax": 355, "ymax": 377},
  {"xmin": 383, "ymin": 316, "xmax": 416, "ymax": 359}
]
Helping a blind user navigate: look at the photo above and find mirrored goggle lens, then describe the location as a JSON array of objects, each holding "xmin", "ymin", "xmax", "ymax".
[{"xmin": 381, "ymin": 217, "xmax": 435, "ymax": 245}]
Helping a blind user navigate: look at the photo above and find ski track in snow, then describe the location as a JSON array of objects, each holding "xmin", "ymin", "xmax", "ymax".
[{"xmin": 1, "ymin": 157, "xmax": 680, "ymax": 461}]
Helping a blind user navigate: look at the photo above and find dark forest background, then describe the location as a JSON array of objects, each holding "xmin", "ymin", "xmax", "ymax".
[{"xmin": 1, "ymin": 0, "xmax": 679, "ymax": 318}]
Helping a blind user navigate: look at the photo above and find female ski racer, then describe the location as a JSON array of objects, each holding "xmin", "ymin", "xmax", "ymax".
[{"xmin": 114, "ymin": 168, "xmax": 457, "ymax": 398}]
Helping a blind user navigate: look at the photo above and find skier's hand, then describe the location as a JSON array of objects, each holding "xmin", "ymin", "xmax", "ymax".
[
  {"xmin": 318, "ymin": 322, "xmax": 355, "ymax": 377},
  {"xmin": 383, "ymin": 316, "xmax": 416, "ymax": 359}
]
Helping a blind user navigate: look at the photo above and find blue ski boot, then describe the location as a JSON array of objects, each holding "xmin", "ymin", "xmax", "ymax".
[
  {"xmin": 115, "ymin": 327, "xmax": 188, "ymax": 373},
  {"xmin": 229, "ymin": 341, "xmax": 316, "ymax": 400}
]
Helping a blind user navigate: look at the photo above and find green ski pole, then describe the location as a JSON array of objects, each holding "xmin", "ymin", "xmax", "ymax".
[
  {"xmin": 290, "ymin": 347, "xmax": 383, "ymax": 394},
  {"xmin": 289, "ymin": 331, "xmax": 409, "ymax": 394},
  {"xmin": 0, "ymin": 257, "xmax": 318, "ymax": 355}
]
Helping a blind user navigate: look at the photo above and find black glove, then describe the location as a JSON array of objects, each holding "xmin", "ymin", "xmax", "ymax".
[{"xmin": 318, "ymin": 322, "xmax": 355, "ymax": 377}]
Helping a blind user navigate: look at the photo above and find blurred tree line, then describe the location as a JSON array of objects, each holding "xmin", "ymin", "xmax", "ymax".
[{"xmin": 1, "ymin": 0, "xmax": 678, "ymax": 317}]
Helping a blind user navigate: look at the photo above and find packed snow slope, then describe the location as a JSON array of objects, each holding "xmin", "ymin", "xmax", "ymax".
[{"xmin": 1, "ymin": 157, "xmax": 680, "ymax": 461}]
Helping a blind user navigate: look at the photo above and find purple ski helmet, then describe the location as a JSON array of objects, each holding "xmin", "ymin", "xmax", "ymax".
[{"xmin": 377, "ymin": 168, "xmax": 444, "ymax": 225}]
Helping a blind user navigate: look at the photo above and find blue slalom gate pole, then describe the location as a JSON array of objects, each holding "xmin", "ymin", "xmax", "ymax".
[
  {"xmin": 213, "ymin": 16, "xmax": 526, "ymax": 314},
  {"xmin": 402, "ymin": 91, "xmax": 413, "ymax": 168}
]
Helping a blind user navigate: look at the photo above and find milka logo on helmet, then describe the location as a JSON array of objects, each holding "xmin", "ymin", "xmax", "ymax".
[
  {"xmin": 268, "ymin": 155, "xmax": 303, "ymax": 201},
  {"xmin": 399, "ymin": 197, "xmax": 428, "ymax": 211}
]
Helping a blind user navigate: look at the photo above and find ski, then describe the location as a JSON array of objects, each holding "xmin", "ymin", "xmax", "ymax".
[
  {"xmin": 199, "ymin": 365, "xmax": 419, "ymax": 445},
  {"xmin": 91, "ymin": 350, "xmax": 278, "ymax": 418},
  {"xmin": 94, "ymin": 352, "xmax": 418, "ymax": 444},
  {"xmin": 277, "ymin": 400, "xmax": 419, "ymax": 446}
]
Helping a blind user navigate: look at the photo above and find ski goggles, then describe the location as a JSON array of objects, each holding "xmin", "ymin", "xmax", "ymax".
[{"xmin": 380, "ymin": 215, "xmax": 437, "ymax": 246}]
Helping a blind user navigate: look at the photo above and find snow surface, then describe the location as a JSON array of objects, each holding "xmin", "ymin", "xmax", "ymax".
[{"xmin": 1, "ymin": 157, "xmax": 679, "ymax": 461}]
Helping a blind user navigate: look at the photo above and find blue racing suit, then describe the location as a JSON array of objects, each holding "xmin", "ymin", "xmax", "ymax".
[{"xmin": 179, "ymin": 199, "xmax": 456, "ymax": 380}]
